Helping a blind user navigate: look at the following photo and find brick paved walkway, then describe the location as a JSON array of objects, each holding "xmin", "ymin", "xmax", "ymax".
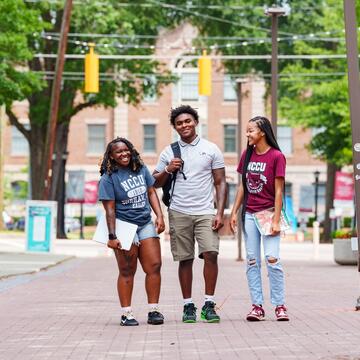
[{"xmin": 0, "ymin": 242, "xmax": 359, "ymax": 360}]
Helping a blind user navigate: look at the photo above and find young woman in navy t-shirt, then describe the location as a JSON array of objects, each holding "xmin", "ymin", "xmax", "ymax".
[
  {"xmin": 98, "ymin": 137, "xmax": 165, "ymax": 326},
  {"xmin": 230, "ymin": 116, "xmax": 289, "ymax": 321}
]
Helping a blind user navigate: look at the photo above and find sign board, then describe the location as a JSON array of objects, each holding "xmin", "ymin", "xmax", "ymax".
[
  {"xmin": 84, "ymin": 181, "xmax": 98, "ymax": 204},
  {"xmin": 284, "ymin": 196, "xmax": 297, "ymax": 233},
  {"xmin": 67, "ymin": 170, "xmax": 85, "ymax": 203},
  {"xmin": 334, "ymin": 171, "xmax": 354, "ymax": 201},
  {"xmin": 333, "ymin": 171, "xmax": 354, "ymax": 216},
  {"xmin": 26, "ymin": 200, "xmax": 57, "ymax": 252}
]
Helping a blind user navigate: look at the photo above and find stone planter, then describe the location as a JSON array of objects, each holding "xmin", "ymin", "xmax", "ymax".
[{"xmin": 333, "ymin": 238, "xmax": 358, "ymax": 265}]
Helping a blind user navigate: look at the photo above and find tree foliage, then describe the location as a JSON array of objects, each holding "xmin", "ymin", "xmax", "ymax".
[
  {"xmin": 4, "ymin": 0, "xmax": 179, "ymax": 201},
  {"xmin": 278, "ymin": 0, "xmax": 357, "ymax": 167},
  {"xmin": 0, "ymin": 0, "xmax": 46, "ymax": 105}
]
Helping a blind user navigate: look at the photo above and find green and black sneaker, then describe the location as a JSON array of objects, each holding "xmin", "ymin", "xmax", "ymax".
[
  {"xmin": 182, "ymin": 303, "xmax": 197, "ymax": 323},
  {"xmin": 201, "ymin": 301, "xmax": 220, "ymax": 323}
]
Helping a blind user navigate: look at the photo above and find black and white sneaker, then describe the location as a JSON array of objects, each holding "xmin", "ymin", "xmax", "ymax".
[
  {"xmin": 120, "ymin": 312, "xmax": 139, "ymax": 326},
  {"xmin": 147, "ymin": 310, "xmax": 164, "ymax": 325}
]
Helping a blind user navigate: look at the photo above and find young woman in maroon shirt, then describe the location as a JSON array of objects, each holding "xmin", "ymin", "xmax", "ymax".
[{"xmin": 230, "ymin": 116, "xmax": 289, "ymax": 322}]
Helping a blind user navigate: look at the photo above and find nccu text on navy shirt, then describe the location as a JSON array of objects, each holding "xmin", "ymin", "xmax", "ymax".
[{"xmin": 98, "ymin": 166, "xmax": 155, "ymax": 226}]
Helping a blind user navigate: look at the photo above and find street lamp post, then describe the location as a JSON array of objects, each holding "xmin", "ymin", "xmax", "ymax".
[
  {"xmin": 265, "ymin": 5, "xmax": 285, "ymax": 138},
  {"xmin": 314, "ymin": 170, "xmax": 320, "ymax": 221},
  {"xmin": 57, "ymin": 151, "xmax": 69, "ymax": 239}
]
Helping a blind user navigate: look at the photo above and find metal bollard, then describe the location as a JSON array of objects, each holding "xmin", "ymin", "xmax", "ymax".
[{"xmin": 313, "ymin": 221, "xmax": 320, "ymax": 260}]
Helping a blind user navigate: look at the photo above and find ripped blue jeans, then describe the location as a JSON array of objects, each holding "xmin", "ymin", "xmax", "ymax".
[{"xmin": 243, "ymin": 212, "xmax": 285, "ymax": 306}]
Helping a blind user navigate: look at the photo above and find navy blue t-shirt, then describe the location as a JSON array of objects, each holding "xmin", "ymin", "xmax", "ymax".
[{"xmin": 98, "ymin": 166, "xmax": 155, "ymax": 227}]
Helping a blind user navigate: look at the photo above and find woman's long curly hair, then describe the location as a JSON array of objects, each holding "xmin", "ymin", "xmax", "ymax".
[{"xmin": 99, "ymin": 137, "xmax": 143, "ymax": 175}]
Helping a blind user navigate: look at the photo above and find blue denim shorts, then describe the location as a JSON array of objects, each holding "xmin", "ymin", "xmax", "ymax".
[{"xmin": 133, "ymin": 221, "xmax": 159, "ymax": 245}]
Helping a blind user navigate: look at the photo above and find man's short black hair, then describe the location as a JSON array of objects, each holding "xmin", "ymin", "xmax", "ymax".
[{"xmin": 169, "ymin": 105, "xmax": 199, "ymax": 127}]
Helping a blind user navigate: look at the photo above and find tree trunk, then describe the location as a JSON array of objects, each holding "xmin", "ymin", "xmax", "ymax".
[
  {"xmin": 50, "ymin": 122, "xmax": 70, "ymax": 238},
  {"xmin": 322, "ymin": 162, "xmax": 341, "ymax": 243},
  {"xmin": 29, "ymin": 125, "xmax": 48, "ymax": 200}
]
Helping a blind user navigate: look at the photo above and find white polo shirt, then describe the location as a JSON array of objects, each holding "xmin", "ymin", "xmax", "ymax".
[{"xmin": 155, "ymin": 136, "xmax": 225, "ymax": 215}]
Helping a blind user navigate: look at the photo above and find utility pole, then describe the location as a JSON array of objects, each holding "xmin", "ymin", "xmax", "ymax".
[
  {"xmin": 0, "ymin": 105, "xmax": 5, "ymax": 230},
  {"xmin": 265, "ymin": 5, "xmax": 285, "ymax": 138},
  {"xmin": 44, "ymin": 0, "xmax": 73, "ymax": 200},
  {"xmin": 343, "ymin": 0, "xmax": 360, "ymax": 272}
]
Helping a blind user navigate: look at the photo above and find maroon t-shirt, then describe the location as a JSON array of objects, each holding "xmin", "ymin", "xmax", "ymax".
[{"xmin": 237, "ymin": 147, "xmax": 286, "ymax": 213}]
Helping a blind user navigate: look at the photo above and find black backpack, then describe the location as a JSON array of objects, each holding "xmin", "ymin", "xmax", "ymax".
[{"xmin": 162, "ymin": 142, "xmax": 182, "ymax": 207}]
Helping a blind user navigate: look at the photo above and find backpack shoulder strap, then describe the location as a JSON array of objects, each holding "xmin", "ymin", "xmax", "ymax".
[
  {"xmin": 170, "ymin": 141, "xmax": 181, "ymax": 159},
  {"xmin": 165, "ymin": 142, "xmax": 181, "ymax": 206}
]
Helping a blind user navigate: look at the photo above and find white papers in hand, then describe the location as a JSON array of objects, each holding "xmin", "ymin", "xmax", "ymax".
[{"xmin": 92, "ymin": 215, "xmax": 138, "ymax": 250}]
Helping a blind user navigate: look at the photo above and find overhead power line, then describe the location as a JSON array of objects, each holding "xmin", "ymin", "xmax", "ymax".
[
  {"xmin": 34, "ymin": 53, "xmax": 351, "ymax": 60},
  {"xmin": 42, "ymin": 32, "xmax": 346, "ymax": 52},
  {"xmin": 148, "ymin": 0, "xmax": 294, "ymax": 36},
  {"xmin": 43, "ymin": 31, "xmax": 346, "ymax": 41},
  {"xmin": 35, "ymin": 70, "xmax": 346, "ymax": 78}
]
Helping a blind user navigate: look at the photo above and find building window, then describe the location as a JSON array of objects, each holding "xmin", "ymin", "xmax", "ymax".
[
  {"xmin": 11, "ymin": 125, "xmax": 29, "ymax": 156},
  {"xmin": 278, "ymin": 126, "xmax": 292, "ymax": 156},
  {"xmin": 180, "ymin": 73, "xmax": 198, "ymax": 101},
  {"xmin": 224, "ymin": 124, "xmax": 237, "ymax": 152},
  {"xmin": 143, "ymin": 124, "xmax": 156, "ymax": 153},
  {"xmin": 223, "ymin": 75, "xmax": 237, "ymax": 101},
  {"xmin": 87, "ymin": 124, "xmax": 105, "ymax": 154}
]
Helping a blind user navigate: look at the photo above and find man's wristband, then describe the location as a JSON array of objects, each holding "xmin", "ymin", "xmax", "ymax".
[
  {"xmin": 164, "ymin": 166, "xmax": 172, "ymax": 174},
  {"xmin": 108, "ymin": 233, "xmax": 117, "ymax": 240}
]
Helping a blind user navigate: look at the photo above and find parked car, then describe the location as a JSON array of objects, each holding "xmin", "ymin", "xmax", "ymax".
[
  {"xmin": 65, "ymin": 217, "xmax": 81, "ymax": 233},
  {"xmin": 2, "ymin": 211, "xmax": 15, "ymax": 230}
]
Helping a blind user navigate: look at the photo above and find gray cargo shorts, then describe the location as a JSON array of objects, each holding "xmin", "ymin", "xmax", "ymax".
[{"xmin": 168, "ymin": 209, "xmax": 220, "ymax": 261}]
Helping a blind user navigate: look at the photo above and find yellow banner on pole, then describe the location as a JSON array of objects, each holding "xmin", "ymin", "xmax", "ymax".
[{"xmin": 85, "ymin": 43, "xmax": 99, "ymax": 93}]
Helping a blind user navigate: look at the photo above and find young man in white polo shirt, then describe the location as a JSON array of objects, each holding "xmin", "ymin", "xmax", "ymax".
[{"xmin": 153, "ymin": 105, "xmax": 226, "ymax": 323}]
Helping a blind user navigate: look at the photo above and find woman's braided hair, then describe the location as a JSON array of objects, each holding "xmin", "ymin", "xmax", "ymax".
[
  {"xmin": 99, "ymin": 137, "xmax": 143, "ymax": 175},
  {"xmin": 248, "ymin": 116, "xmax": 281, "ymax": 152}
]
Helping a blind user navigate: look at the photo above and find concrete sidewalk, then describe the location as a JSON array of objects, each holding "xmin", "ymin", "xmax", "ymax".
[
  {"xmin": 0, "ymin": 238, "xmax": 359, "ymax": 359},
  {"xmin": 0, "ymin": 252, "xmax": 73, "ymax": 279},
  {"xmin": 0, "ymin": 234, "xmax": 108, "ymax": 278}
]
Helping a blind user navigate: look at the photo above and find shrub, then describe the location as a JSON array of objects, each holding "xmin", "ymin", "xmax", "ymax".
[
  {"xmin": 342, "ymin": 217, "xmax": 352, "ymax": 228},
  {"xmin": 84, "ymin": 216, "xmax": 97, "ymax": 226},
  {"xmin": 307, "ymin": 216, "xmax": 315, "ymax": 227},
  {"xmin": 331, "ymin": 228, "xmax": 356, "ymax": 239}
]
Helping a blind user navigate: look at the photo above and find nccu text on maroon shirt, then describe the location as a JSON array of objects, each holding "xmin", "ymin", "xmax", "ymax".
[{"xmin": 237, "ymin": 147, "xmax": 286, "ymax": 213}]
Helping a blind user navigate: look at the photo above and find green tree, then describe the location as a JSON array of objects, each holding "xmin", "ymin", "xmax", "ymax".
[
  {"xmin": 0, "ymin": 0, "xmax": 45, "ymax": 105},
  {"xmin": 4, "ymin": 0, "xmax": 177, "ymax": 237}
]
